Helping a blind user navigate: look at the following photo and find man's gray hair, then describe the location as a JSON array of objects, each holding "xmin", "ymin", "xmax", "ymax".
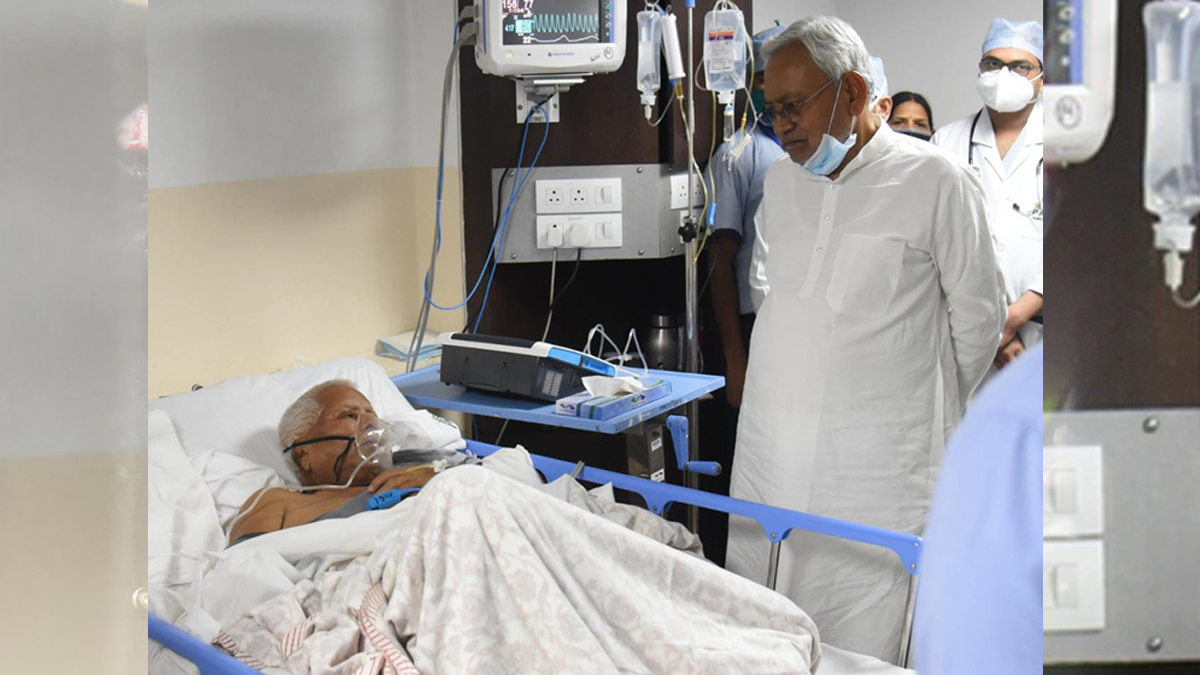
[
  {"xmin": 278, "ymin": 379, "xmax": 357, "ymax": 454},
  {"xmin": 764, "ymin": 16, "xmax": 874, "ymax": 99}
]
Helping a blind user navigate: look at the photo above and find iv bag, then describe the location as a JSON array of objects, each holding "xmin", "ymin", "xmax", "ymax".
[
  {"xmin": 637, "ymin": 11, "xmax": 663, "ymax": 114},
  {"xmin": 704, "ymin": 7, "xmax": 747, "ymax": 102},
  {"xmin": 1144, "ymin": 1, "xmax": 1200, "ymax": 223}
]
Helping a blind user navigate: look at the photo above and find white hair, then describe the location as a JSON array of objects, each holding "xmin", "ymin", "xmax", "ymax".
[
  {"xmin": 764, "ymin": 16, "xmax": 874, "ymax": 100},
  {"xmin": 278, "ymin": 379, "xmax": 357, "ymax": 460}
]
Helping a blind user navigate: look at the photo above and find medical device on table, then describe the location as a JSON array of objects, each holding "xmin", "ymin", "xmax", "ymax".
[
  {"xmin": 1144, "ymin": 0, "xmax": 1200, "ymax": 309},
  {"xmin": 438, "ymin": 332, "xmax": 618, "ymax": 402}
]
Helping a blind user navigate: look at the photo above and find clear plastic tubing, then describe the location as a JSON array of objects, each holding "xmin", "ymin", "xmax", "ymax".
[{"xmin": 637, "ymin": 10, "xmax": 663, "ymax": 118}]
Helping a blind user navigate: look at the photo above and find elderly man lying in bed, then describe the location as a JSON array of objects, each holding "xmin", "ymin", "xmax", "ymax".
[
  {"xmin": 227, "ymin": 380, "xmax": 443, "ymax": 545},
  {"xmin": 210, "ymin": 380, "xmax": 826, "ymax": 675}
]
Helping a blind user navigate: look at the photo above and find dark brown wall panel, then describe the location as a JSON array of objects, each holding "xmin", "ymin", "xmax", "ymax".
[{"xmin": 1046, "ymin": 0, "xmax": 1200, "ymax": 410}]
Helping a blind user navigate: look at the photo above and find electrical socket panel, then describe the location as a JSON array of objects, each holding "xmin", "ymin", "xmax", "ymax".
[
  {"xmin": 535, "ymin": 178, "xmax": 622, "ymax": 214},
  {"xmin": 536, "ymin": 214, "xmax": 623, "ymax": 250},
  {"xmin": 669, "ymin": 174, "xmax": 690, "ymax": 210}
]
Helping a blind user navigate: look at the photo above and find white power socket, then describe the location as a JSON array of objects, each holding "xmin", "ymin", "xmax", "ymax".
[
  {"xmin": 536, "ymin": 214, "xmax": 623, "ymax": 249},
  {"xmin": 669, "ymin": 174, "xmax": 691, "ymax": 210},
  {"xmin": 535, "ymin": 178, "xmax": 622, "ymax": 214}
]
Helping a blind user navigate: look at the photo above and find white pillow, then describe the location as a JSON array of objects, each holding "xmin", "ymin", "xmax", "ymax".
[{"xmin": 149, "ymin": 358, "xmax": 415, "ymax": 484}]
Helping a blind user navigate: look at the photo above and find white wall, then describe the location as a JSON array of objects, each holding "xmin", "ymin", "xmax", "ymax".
[
  {"xmin": 751, "ymin": 0, "xmax": 1044, "ymax": 129},
  {"xmin": 753, "ymin": 0, "xmax": 839, "ymax": 31},
  {"xmin": 151, "ymin": 0, "xmax": 461, "ymax": 188}
]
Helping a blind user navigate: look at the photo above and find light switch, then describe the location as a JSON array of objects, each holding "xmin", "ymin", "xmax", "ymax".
[
  {"xmin": 1051, "ymin": 564, "xmax": 1080, "ymax": 608},
  {"xmin": 1046, "ymin": 469, "xmax": 1079, "ymax": 514},
  {"xmin": 1044, "ymin": 445, "xmax": 1104, "ymax": 538},
  {"xmin": 1044, "ymin": 540, "xmax": 1105, "ymax": 632}
]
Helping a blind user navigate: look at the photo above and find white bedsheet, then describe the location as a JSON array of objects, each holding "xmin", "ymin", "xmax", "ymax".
[
  {"xmin": 819, "ymin": 645, "xmax": 914, "ymax": 675},
  {"xmin": 157, "ymin": 464, "xmax": 823, "ymax": 675}
]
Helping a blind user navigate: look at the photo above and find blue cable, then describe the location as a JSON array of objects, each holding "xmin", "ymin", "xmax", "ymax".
[
  {"xmin": 424, "ymin": 106, "xmax": 539, "ymax": 311},
  {"xmin": 421, "ymin": 104, "xmax": 547, "ymax": 313},
  {"xmin": 471, "ymin": 105, "xmax": 550, "ymax": 331}
]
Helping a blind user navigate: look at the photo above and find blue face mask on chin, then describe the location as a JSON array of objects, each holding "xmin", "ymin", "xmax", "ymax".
[{"xmin": 799, "ymin": 77, "xmax": 857, "ymax": 178}]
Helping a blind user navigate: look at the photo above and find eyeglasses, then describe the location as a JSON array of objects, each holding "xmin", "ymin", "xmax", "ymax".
[
  {"xmin": 762, "ymin": 78, "xmax": 836, "ymax": 126},
  {"xmin": 979, "ymin": 56, "xmax": 1042, "ymax": 78}
]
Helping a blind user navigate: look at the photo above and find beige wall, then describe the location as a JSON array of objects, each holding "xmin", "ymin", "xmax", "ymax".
[
  {"xmin": 149, "ymin": 167, "xmax": 464, "ymax": 397},
  {"xmin": 0, "ymin": 451, "xmax": 146, "ymax": 672}
]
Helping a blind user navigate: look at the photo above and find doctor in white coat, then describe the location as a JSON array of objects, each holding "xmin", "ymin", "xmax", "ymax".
[
  {"xmin": 933, "ymin": 19, "xmax": 1044, "ymax": 369},
  {"xmin": 729, "ymin": 17, "xmax": 1006, "ymax": 662}
]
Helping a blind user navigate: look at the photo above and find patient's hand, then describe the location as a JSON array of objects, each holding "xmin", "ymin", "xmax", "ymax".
[{"xmin": 368, "ymin": 465, "xmax": 437, "ymax": 494}]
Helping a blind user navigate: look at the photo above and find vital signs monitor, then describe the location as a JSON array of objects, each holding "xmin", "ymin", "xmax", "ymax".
[
  {"xmin": 474, "ymin": 0, "xmax": 627, "ymax": 78},
  {"xmin": 1045, "ymin": 0, "xmax": 1118, "ymax": 165}
]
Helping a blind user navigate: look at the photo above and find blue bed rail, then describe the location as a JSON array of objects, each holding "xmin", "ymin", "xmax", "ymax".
[
  {"xmin": 466, "ymin": 440, "xmax": 922, "ymax": 574},
  {"xmin": 150, "ymin": 443, "xmax": 923, "ymax": 673},
  {"xmin": 149, "ymin": 614, "xmax": 262, "ymax": 675}
]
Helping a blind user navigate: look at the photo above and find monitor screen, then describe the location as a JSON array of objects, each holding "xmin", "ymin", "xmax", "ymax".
[
  {"xmin": 1046, "ymin": 0, "xmax": 1079, "ymax": 85},
  {"xmin": 502, "ymin": 0, "xmax": 614, "ymax": 46}
]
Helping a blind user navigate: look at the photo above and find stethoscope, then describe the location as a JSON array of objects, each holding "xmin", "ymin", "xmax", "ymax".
[{"xmin": 968, "ymin": 110, "xmax": 1043, "ymax": 222}]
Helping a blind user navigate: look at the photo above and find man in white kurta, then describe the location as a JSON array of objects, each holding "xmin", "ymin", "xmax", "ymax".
[{"xmin": 728, "ymin": 17, "xmax": 1006, "ymax": 663}]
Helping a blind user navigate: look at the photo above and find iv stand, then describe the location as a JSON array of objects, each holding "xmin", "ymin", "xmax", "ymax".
[{"xmin": 684, "ymin": 0, "xmax": 701, "ymax": 532}]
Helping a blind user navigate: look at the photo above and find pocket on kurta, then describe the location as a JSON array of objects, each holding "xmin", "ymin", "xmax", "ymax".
[{"xmin": 825, "ymin": 234, "xmax": 905, "ymax": 319}]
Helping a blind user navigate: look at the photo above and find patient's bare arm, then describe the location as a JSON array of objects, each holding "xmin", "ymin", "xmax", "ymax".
[
  {"xmin": 367, "ymin": 465, "xmax": 437, "ymax": 495},
  {"xmin": 227, "ymin": 488, "xmax": 290, "ymax": 544}
]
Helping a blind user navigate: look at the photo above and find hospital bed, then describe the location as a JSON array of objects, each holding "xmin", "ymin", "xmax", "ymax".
[{"xmin": 147, "ymin": 358, "xmax": 918, "ymax": 675}]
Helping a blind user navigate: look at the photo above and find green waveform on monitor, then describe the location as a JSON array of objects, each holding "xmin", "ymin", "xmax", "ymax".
[{"xmin": 529, "ymin": 12, "xmax": 599, "ymax": 35}]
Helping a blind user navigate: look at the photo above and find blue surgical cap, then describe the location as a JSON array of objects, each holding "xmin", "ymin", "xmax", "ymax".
[
  {"xmin": 752, "ymin": 25, "xmax": 786, "ymax": 73},
  {"xmin": 982, "ymin": 18, "xmax": 1044, "ymax": 64},
  {"xmin": 869, "ymin": 56, "xmax": 889, "ymax": 104}
]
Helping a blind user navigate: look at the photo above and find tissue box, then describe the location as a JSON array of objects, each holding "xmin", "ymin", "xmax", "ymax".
[{"xmin": 555, "ymin": 379, "xmax": 673, "ymax": 420}]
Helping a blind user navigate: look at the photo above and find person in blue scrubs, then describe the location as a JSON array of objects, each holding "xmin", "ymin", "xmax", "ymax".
[
  {"xmin": 914, "ymin": 342, "xmax": 1042, "ymax": 673},
  {"xmin": 707, "ymin": 24, "xmax": 787, "ymax": 411}
]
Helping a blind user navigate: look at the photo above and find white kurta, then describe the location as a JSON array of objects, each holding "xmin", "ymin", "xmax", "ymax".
[
  {"xmin": 731, "ymin": 124, "xmax": 1006, "ymax": 662},
  {"xmin": 932, "ymin": 103, "xmax": 1043, "ymax": 348}
]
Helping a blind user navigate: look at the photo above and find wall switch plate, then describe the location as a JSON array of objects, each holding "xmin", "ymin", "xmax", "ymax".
[
  {"xmin": 1044, "ymin": 445, "xmax": 1105, "ymax": 539},
  {"xmin": 1044, "ymin": 540, "xmax": 1106, "ymax": 632}
]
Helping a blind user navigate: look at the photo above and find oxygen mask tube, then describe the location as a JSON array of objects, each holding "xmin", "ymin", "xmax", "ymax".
[{"xmin": 225, "ymin": 419, "xmax": 403, "ymax": 546}]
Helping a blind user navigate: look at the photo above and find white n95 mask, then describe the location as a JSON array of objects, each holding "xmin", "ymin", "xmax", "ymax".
[{"xmin": 976, "ymin": 68, "xmax": 1041, "ymax": 113}]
